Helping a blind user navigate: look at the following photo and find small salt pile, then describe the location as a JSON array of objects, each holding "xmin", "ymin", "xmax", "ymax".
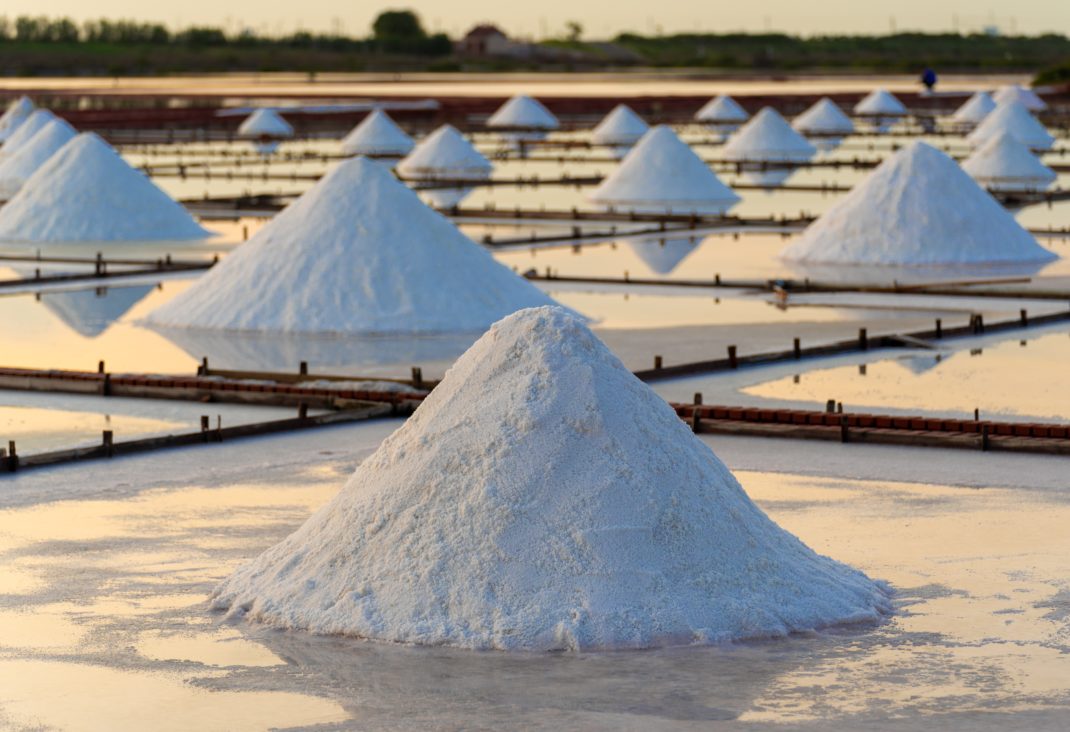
[
  {"xmin": 962, "ymin": 132, "xmax": 1056, "ymax": 193},
  {"xmin": 340, "ymin": 109, "xmax": 413, "ymax": 157},
  {"xmin": 591, "ymin": 104, "xmax": 649, "ymax": 158},
  {"xmin": 781, "ymin": 141, "xmax": 1056, "ymax": 266},
  {"xmin": 396, "ymin": 124, "xmax": 493, "ymax": 208},
  {"xmin": 145, "ymin": 157, "xmax": 553, "ymax": 334},
  {"xmin": 967, "ymin": 100, "xmax": 1054, "ymax": 151},
  {"xmin": 0, "ymin": 117, "xmax": 77, "ymax": 199},
  {"xmin": 722, "ymin": 107, "xmax": 816, "ymax": 185},
  {"xmin": 951, "ymin": 92, "xmax": 996, "ymax": 128},
  {"xmin": 0, "ymin": 132, "xmax": 210, "ymax": 242},
  {"xmin": 792, "ymin": 98, "xmax": 855, "ymax": 150},
  {"xmin": 487, "ymin": 95, "xmax": 559, "ymax": 133},
  {"xmin": 992, "ymin": 84, "xmax": 1046, "ymax": 112},
  {"xmin": 694, "ymin": 95, "xmax": 749, "ymax": 139},
  {"xmin": 0, "ymin": 96, "xmax": 34, "ymax": 143},
  {"xmin": 212, "ymin": 306, "xmax": 890, "ymax": 651},
  {"xmin": 237, "ymin": 109, "xmax": 294, "ymax": 154},
  {"xmin": 0, "ymin": 109, "xmax": 56, "ymax": 159},
  {"xmin": 590, "ymin": 125, "xmax": 740, "ymax": 214},
  {"xmin": 853, "ymin": 89, "xmax": 907, "ymax": 133}
]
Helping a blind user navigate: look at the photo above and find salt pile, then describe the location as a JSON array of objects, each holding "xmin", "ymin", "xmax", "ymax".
[
  {"xmin": 486, "ymin": 95, "xmax": 559, "ymax": 130},
  {"xmin": 0, "ymin": 109, "xmax": 56, "ymax": 159},
  {"xmin": 0, "ymin": 132, "xmax": 211, "ymax": 242},
  {"xmin": 951, "ymin": 92, "xmax": 996, "ymax": 127},
  {"xmin": 792, "ymin": 98, "xmax": 854, "ymax": 150},
  {"xmin": 967, "ymin": 100, "xmax": 1054, "ymax": 151},
  {"xmin": 781, "ymin": 141, "xmax": 1056, "ymax": 265},
  {"xmin": 591, "ymin": 104, "xmax": 649, "ymax": 157},
  {"xmin": 853, "ymin": 89, "xmax": 907, "ymax": 116},
  {"xmin": 589, "ymin": 125, "xmax": 740, "ymax": 214},
  {"xmin": 722, "ymin": 108, "xmax": 816, "ymax": 185},
  {"xmin": 212, "ymin": 305, "xmax": 890, "ymax": 651},
  {"xmin": 992, "ymin": 84, "xmax": 1046, "ymax": 112},
  {"xmin": 145, "ymin": 156, "xmax": 553, "ymax": 334},
  {"xmin": 340, "ymin": 109, "xmax": 414, "ymax": 157},
  {"xmin": 695, "ymin": 95, "xmax": 749, "ymax": 124},
  {"xmin": 0, "ymin": 96, "xmax": 34, "ymax": 143},
  {"xmin": 0, "ymin": 117, "xmax": 77, "ymax": 199},
  {"xmin": 396, "ymin": 125, "xmax": 493, "ymax": 208},
  {"xmin": 962, "ymin": 132, "xmax": 1056, "ymax": 193},
  {"xmin": 238, "ymin": 109, "xmax": 294, "ymax": 138}
]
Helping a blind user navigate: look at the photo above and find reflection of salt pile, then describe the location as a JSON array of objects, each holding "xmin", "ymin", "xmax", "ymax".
[
  {"xmin": 0, "ymin": 117, "xmax": 77, "ymax": 199},
  {"xmin": 853, "ymin": 89, "xmax": 907, "ymax": 132},
  {"xmin": 781, "ymin": 141, "xmax": 1055, "ymax": 265},
  {"xmin": 146, "ymin": 157, "xmax": 552, "ymax": 334},
  {"xmin": 0, "ymin": 96, "xmax": 34, "ymax": 143},
  {"xmin": 0, "ymin": 133, "xmax": 210, "ymax": 242},
  {"xmin": 722, "ymin": 108, "xmax": 816, "ymax": 185},
  {"xmin": 695, "ymin": 95, "xmax": 748, "ymax": 138},
  {"xmin": 212, "ymin": 306, "xmax": 889, "ymax": 651},
  {"xmin": 962, "ymin": 133, "xmax": 1056, "ymax": 193},
  {"xmin": 628, "ymin": 237, "xmax": 699, "ymax": 275},
  {"xmin": 237, "ymin": 109, "xmax": 294, "ymax": 154},
  {"xmin": 0, "ymin": 109, "xmax": 56, "ymax": 159},
  {"xmin": 590, "ymin": 125, "xmax": 740, "ymax": 214},
  {"xmin": 951, "ymin": 92, "xmax": 995, "ymax": 128},
  {"xmin": 591, "ymin": 104, "xmax": 649, "ymax": 158},
  {"xmin": 967, "ymin": 101, "xmax": 1054, "ymax": 151},
  {"xmin": 486, "ymin": 95, "xmax": 559, "ymax": 143},
  {"xmin": 396, "ymin": 125, "xmax": 493, "ymax": 208},
  {"xmin": 992, "ymin": 84, "xmax": 1046, "ymax": 112},
  {"xmin": 792, "ymin": 98, "xmax": 855, "ymax": 151},
  {"xmin": 340, "ymin": 109, "xmax": 413, "ymax": 157},
  {"xmin": 38, "ymin": 285, "xmax": 153, "ymax": 338}
]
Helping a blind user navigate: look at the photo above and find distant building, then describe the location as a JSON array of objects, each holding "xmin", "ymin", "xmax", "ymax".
[{"xmin": 456, "ymin": 25, "xmax": 533, "ymax": 58}]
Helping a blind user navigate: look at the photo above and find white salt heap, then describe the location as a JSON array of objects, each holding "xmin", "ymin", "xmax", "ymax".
[
  {"xmin": 145, "ymin": 157, "xmax": 553, "ymax": 334},
  {"xmin": 0, "ymin": 109, "xmax": 56, "ymax": 159},
  {"xmin": 237, "ymin": 109, "xmax": 294, "ymax": 138},
  {"xmin": 0, "ymin": 132, "xmax": 210, "ymax": 242},
  {"xmin": 397, "ymin": 125, "xmax": 493, "ymax": 208},
  {"xmin": 0, "ymin": 96, "xmax": 34, "ymax": 143},
  {"xmin": 951, "ymin": 91, "xmax": 996, "ymax": 127},
  {"xmin": 992, "ymin": 84, "xmax": 1046, "ymax": 112},
  {"xmin": 591, "ymin": 104, "xmax": 649, "ymax": 148},
  {"xmin": 968, "ymin": 100, "xmax": 1054, "ymax": 151},
  {"xmin": 962, "ymin": 133, "xmax": 1056, "ymax": 193},
  {"xmin": 695, "ymin": 95, "xmax": 748, "ymax": 123},
  {"xmin": 781, "ymin": 141, "xmax": 1056, "ymax": 266},
  {"xmin": 853, "ymin": 89, "xmax": 907, "ymax": 116},
  {"xmin": 590, "ymin": 125, "xmax": 740, "ymax": 214},
  {"xmin": 793, "ymin": 98, "xmax": 855, "ymax": 136},
  {"xmin": 212, "ymin": 306, "xmax": 890, "ymax": 651},
  {"xmin": 0, "ymin": 117, "xmax": 77, "ymax": 199},
  {"xmin": 486, "ymin": 95, "xmax": 559, "ymax": 130},
  {"xmin": 340, "ymin": 109, "xmax": 413, "ymax": 157},
  {"xmin": 722, "ymin": 108, "xmax": 816, "ymax": 184}
]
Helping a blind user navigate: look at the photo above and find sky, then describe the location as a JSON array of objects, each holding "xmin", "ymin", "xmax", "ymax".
[{"xmin": 2, "ymin": 1, "xmax": 1068, "ymax": 39}]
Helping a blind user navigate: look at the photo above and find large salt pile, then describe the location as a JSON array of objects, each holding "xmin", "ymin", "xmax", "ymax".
[
  {"xmin": 962, "ymin": 132, "xmax": 1056, "ymax": 193},
  {"xmin": 0, "ymin": 117, "xmax": 77, "ymax": 199},
  {"xmin": 212, "ymin": 305, "xmax": 890, "ymax": 651},
  {"xmin": 591, "ymin": 104, "xmax": 649, "ymax": 158},
  {"xmin": 590, "ymin": 125, "xmax": 740, "ymax": 214},
  {"xmin": 0, "ymin": 133, "xmax": 211, "ymax": 242},
  {"xmin": 781, "ymin": 141, "xmax": 1056, "ymax": 266},
  {"xmin": 722, "ymin": 107, "xmax": 816, "ymax": 185},
  {"xmin": 951, "ymin": 92, "xmax": 996, "ymax": 128},
  {"xmin": 340, "ymin": 109, "xmax": 413, "ymax": 157},
  {"xmin": 0, "ymin": 96, "xmax": 34, "ymax": 143},
  {"xmin": 992, "ymin": 84, "xmax": 1046, "ymax": 112},
  {"xmin": 145, "ymin": 157, "xmax": 553, "ymax": 334},
  {"xmin": 967, "ymin": 100, "xmax": 1054, "ymax": 151},
  {"xmin": 396, "ymin": 125, "xmax": 493, "ymax": 208},
  {"xmin": 792, "ymin": 98, "xmax": 855, "ymax": 150},
  {"xmin": 0, "ymin": 109, "xmax": 56, "ymax": 160}
]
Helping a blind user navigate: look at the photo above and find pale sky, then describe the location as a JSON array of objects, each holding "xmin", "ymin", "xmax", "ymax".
[{"xmin": 2, "ymin": 1, "xmax": 1068, "ymax": 39}]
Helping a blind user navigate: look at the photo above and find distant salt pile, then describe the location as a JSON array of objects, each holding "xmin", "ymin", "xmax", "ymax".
[
  {"xmin": 590, "ymin": 125, "xmax": 740, "ymax": 214},
  {"xmin": 992, "ymin": 84, "xmax": 1046, "ymax": 112},
  {"xmin": 212, "ymin": 306, "xmax": 890, "ymax": 651},
  {"xmin": 0, "ymin": 109, "xmax": 56, "ymax": 159},
  {"xmin": 487, "ymin": 95, "xmax": 559, "ymax": 137},
  {"xmin": 792, "ymin": 98, "xmax": 855, "ymax": 150},
  {"xmin": 0, "ymin": 117, "xmax": 77, "ymax": 199},
  {"xmin": 397, "ymin": 124, "xmax": 493, "ymax": 208},
  {"xmin": 591, "ymin": 104, "xmax": 649, "ymax": 157},
  {"xmin": 0, "ymin": 132, "xmax": 211, "ymax": 242},
  {"xmin": 951, "ymin": 92, "xmax": 996, "ymax": 128},
  {"xmin": 967, "ymin": 100, "xmax": 1054, "ymax": 151},
  {"xmin": 722, "ymin": 107, "xmax": 816, "ymax": 185},
  {"xmin": 0, "ymin": 96, "xmax": 34, "ymax": 143},
  {"xmin": 695, "ymin": 95, "xmax": 749, "ymax": 138},
  {"xmin": 962, "ymin": 133, "xmax": 1056, "ymax": 193},
  {"xmin": 853, "ymin": 89, "xmax": 907, "ymax": 132},
  {"xmin": 145, "ymin": 157, "xmax": 553, "ymax": 334},
  {"xmin": 781, "ymin": 141, "xmax": 1056, "ymax": 266},
  {"xmin": 237, "ymin": 109, "xmax": 294, "ymax": 154},
  {"xmin": 340, "ymin": 109, "xmax": 413, "ymax": 157}
]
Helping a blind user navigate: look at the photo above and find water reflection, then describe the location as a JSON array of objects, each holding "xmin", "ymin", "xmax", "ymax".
[
  {"xmin": 785, "ymin": 256, "xmax": 1054, "ymax": 285},
  {"xmin": 36, "ymin": 285, "xmax": 154, "ymax": 338},
  {"xmin": 627, "ymin": 236, "xmax": 700, "ymax": 275}
]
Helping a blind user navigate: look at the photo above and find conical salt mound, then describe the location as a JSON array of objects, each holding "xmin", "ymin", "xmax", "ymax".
[
  {"xmin": 0, "ymin": 109, "xmax": 56, "ymax": 159},
  {"xmin": 0, "ymin": 117, "xmax": 77, "ymax": 198},
  {"xmin": 992, "ymin": 84, "xmax": 1046, "ymax": 112},
  {"xmin": 781, "ymin": 142, "xmax": 1056, "ymax": 265},
  {"xmin": 0, "ymin": 96, "xmax": 34, "ymax": 143},
  {"xmin": 397, "ymin": 125, "xmax": 493, "ymax": 178},
  {"xmin": 722, "ymin": 108, "xmax": 817, "ymax": 162},
  {"xmin": 211, "ymin": 306, "xmax": 890, "ymax": 651},
  {"xmin": 590, "ymin": 125, "xmax": 740, "ymax": 214},
  {"xmin": 967, "ymin": 101, "xmax": 1054, "ymax": 151},
  {"xmin": 793, "ymin": 98, "xmax": 855, "ymax": 136},
  {"xmin": 0, "ymin": 133, "xmax": 210, "ymax": 242},
  {"xmin": 145, "ymin": 157, "xmax": 554, "ymax": 334},
  {"xmin": 486, "ymin": 95, "xmax": 559, "ymax": 129},
  {"xmin": 591, "ymin": 104, "xmax": 649, "ymax": 146},
  {"xmin": 695, "ymin": 95, "xmax": 748, "ymax": 123},
  {"xmin": 237, "ymin": 109, "xmax": 294, "ymax": 138},
  {"xmin": 853, "ymin": 89, "xmax": 907, "ymax": 116},
  {"xmin": 340, "ymin": 109, "xmax": 413, "ymax": 156},
  {"xmin": 962, "ymin": 133, "xmax": 1056, "ymax": 193},
  {"xmin": 951, "ymin": 92, "xmax": 996, "ymax": 126}
]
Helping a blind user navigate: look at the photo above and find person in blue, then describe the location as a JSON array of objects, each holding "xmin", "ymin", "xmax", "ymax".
[{"xmin": 921, "ymin": 68, "xmax": 938, "ymax": 92}]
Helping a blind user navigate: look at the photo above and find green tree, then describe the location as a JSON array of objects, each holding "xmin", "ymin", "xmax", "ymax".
[{"xmin": 372, "ymin": 10, "xmax": 426, "ymax": 44}]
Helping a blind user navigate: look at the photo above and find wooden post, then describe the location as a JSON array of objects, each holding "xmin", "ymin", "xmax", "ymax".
[
  {"xmin": 200, "ymin": 357, "xmax": 209, "ymax": 376},
  {"xmin": 5, "ymin": 441, "xmax": 15, "ymax": 472},
  {"xmin": 858, "ymin": 328, "xmax": 868, "ymax": 350},
  {"xmin": 826, "ymin": 399, "xmax": 836, "ymax": 413},
  {"xmin": 299, "ymin": 361, "xmax": 308, "ymax": 376},
  {"xmin": 411, "ymin": 366, "xmax": 423, "ymax": 389},
  {"xmin": 840, "ymin": 414, "xmax": 849, "ymax": 443},
  {"xmin": 298, "ymin": 403, "xmax": 308, "ymax": 420},
  {"xmin": 793, "ymin": 337, "xmax": 801, "ymax": 359},
  {"xmin": 200, "ymin": 416, "xmax": 210, "ymax": 432},
  {"xmin": 1020, "ymin": 309, "xmax": 1028, "ymax": 326},
  {"xmin": 727, "ymin": 345, "xmax": 738, "ymax": 369},
  {"xmin": 981, "ymin": 423, "xmax": 990, "ymax": 452},
  {"xmin": 693, "ymin": 392, "xmax": 703, "ymax": 405},
  {"xmin": 102, "ymin": 373, "xmax": 111, "ymax": 397},
  {"xmin": 935, "ymin": 318, "xmax": 942, "ymax": 339},
  {"xmin": 654, "ymin": 355, "xmax": 663, "ymax": 370},
  {"xmin": 714, "ymin": 273, "xmax": 721, "ymax": 286},
  {"xmin": 691, "ymin": 407, "xmax": 702, "ymax": 434},
  {"xmin": 103, "ymin": 430, "xmax": 114, "ymax": 457},
  {"xmin": 98, "ymin": 360, "xmax": 105, "ymax": 374},
  {"xmin": 974, "ymin": 408, "xmax": 980, "ymax": 421}
]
